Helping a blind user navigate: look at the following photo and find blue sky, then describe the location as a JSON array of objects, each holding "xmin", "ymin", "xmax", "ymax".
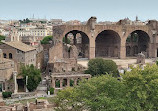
[{"xmin": 0, "ymin": 0, "xmax": 158, "ymax": 22}]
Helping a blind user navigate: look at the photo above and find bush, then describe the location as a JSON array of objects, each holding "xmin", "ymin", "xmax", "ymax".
[
  {"xmin": 41, "ymin": 36, "xmax": 53, "ymax": 44},
  {"xmin": 0, "ymin": 35, "xmax": 5, "ymax": 44},
  {"xmin": 2, "ymin": 92, "xmax": 12, "ymax": 98},
  {"xmin": 49, "ymin": 87, "xmax": 54, "ymax": 95},
  {"xmin": 86, "ymin": 58, "xmax": 119, "ymax": 77},
  {"xmin": 156, "ymin": 61, "xmax": 158, "ymax": 66}
]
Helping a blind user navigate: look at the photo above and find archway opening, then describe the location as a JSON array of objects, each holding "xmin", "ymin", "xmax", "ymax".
[
  {"xmin": 126, "ymin": 30, "xmax": 150, "ymax": 57},
  {"xmin": 63, "ymin": 30, "xmax": 89, "ymax": 59},
  {"xmin": 95, "ymin": 30, "xmax": 121, "ymax": 58}
]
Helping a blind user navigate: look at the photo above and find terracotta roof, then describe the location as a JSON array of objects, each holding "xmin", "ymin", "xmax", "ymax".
[{"xmin": 2, "ymin": 41, "xmax": 36, "ymax": 52}]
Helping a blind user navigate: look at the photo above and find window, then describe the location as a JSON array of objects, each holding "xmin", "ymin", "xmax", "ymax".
[
  {"xmin": 9, "ymin": 53, "xmax": 13, "ymax": 59},
  {"xmin": 3, "ymin": 53, "xmax": 6, "ymax": 58}
]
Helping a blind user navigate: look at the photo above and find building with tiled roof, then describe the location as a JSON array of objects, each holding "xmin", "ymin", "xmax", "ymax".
[{"xmin": 0, "ymin": 41, "xmax": 37, "ymax": 72}]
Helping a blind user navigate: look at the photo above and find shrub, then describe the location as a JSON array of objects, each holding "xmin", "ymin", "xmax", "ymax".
[
  {"xmin": 2, "ymin": 92, "xmax": 12, "ymax": 98},
  {"xmin": 49, "ymin": 87, "xmax": 54, "ymax": 95},
  {"xmin": 86, "ymin": 58, "xmax": 119, "ymax": 77},
  {"xmin": 156, "ymin": 61, "xmax": 158, "ymax": 66},
  {"xmin": 41, "ymin": 36, "xmax": 53, "ymax": 44}
]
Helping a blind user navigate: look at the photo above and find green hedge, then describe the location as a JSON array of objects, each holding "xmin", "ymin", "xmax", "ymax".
[{"xmin": 2, "ymin": 92, "xmax": 12, "ymax": 98}]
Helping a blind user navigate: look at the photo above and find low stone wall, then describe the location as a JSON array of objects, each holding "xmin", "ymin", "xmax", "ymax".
[{"xmin": 11, "ymin": 92, "xmax": 36, "ymax": 99}]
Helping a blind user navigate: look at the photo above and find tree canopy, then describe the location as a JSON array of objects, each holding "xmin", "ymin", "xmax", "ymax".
[
  {"xmin": 54, "ymin": 64, "xmax": 158, "ymax": 111},
  {"xmin": 0, "ymin": 35, "xmax": 6, "ymax": 44},
  {"xmin": 19, "ymin": 18, "xmax": 32, "ymax": 23},
  {"xmin": 41, "ymin": 36, "xmax": 53, "ymax": 44},
  {"xmin": 20, "ymin": 64, "xmax": 41, "ymax": 92},
  {"xmin": 85, "ymin": 58, "xmax": 119, "ymax": 77}
]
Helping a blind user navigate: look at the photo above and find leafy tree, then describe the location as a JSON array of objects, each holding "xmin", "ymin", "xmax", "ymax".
[
  {"xmin": 0, "ymin": 35, "xmax": 5, "ymax": 44},
  {"xmin": 19, "ymin": 18, "xmax": 32, "ymax": 23},
  {"xmin": 41, "ymin": 36, "xmax": 53, "ymax": 44},
  {"xmin": 54, "ymin": 64, "xmax": 158, "ymax": 111},
  {"xmin": 20, "ymin": 64, "xmax": 41, "ymax": 92},
  {"xmin": 85, "ymin": 58, "xmax": 119, "ymax": 77},
  {"xmin": 122, "ymin": 64, "xmax": 158, "ymax": 111},
  {"xmin": 54, "ymin": 75, "xmax": 127, "ymax": 111}
]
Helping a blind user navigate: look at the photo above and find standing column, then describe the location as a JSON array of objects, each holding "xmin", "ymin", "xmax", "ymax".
[
  {"xmin": 74, "ymin": 79, "xmax": 77, "ymax": 86},
  {"xmin": 67, "ymin": 78, "xmax": 70, "ymax": 87},
  {"xmin": 52, "ymin": 78, "xmax": 55, "ymax": 88},
  {"xmin": 26, "ymin": 76, "xmax": 29, "ymax": 92},
  {"xmin": 60, "ymin": 78, "xmax": 63, "ymax": 88},
  {"xmin": 152, "ymin": 34, "xmax": 157, "ymax": 58},
  {"xmin": 13, "ymin": 71, "xmax": 18, "ymax": 94},
  {"xmin": 73, "ymin": 33, "xmax": 77, "ymax": 45}
]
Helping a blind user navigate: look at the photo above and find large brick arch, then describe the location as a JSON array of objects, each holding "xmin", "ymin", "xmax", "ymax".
[
  {"xmin": 95, "ymin": 29, "xmax": 121, "ymax": 40},
  {"xmin": 125, "ymin": 29, "xmax": 151, "ymax": 57},
  {"xmin": 62, "ymin": 26, "xmax": 90, "ymax": 40},
  {"xmin": 95, "ymin": 30, "xmax": 121, "ymax": 58},
  {"xmin": 124, "ymin": 26, "xmax": 151, "ymax": 42},
  {"xmin": 94, "ymin": 25, "xmax": 122, "ymax": 40},
  {"xmin": 63, "ymin": 29, "xmax": 90, "ymax": 59},
  {"xmin": 125, "ymin": 29, "xmax": 151, "ymax": 42}
]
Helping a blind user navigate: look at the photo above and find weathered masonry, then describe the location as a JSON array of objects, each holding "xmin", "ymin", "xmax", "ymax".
[{"xmin": 51, "ymin": 17, "xmax": 158, "ymax": 60}]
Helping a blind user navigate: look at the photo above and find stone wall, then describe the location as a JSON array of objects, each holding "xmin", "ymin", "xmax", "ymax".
[
  {"xmin": 52, "ymin": 17, "xmax": 158, "ymax": 59},
  {"xmin": 36, "ymin": 51, "xmax": 44, "ymax": 71}
]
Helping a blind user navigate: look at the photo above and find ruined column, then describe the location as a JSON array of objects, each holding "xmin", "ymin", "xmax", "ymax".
[
  {"xmin": 151, "ymin": 34, "xmax": 157, "ymax": 58},
  {"xmin": 26, "ymin": 76, "xmax": 29, "ymax": 92},
  {"xmin": 60, "ymin": 78, "xmax": 63, "ymax": 88},
  {"xmin": 73, "ymin": 34, "xmax": 77, "ymax": 45},
  {"xmin": 13, "ymin": 71, "xmax": 18, "ymax": 94},
  {"xmin": 67, "ymin": 78, "xmax": 70, "ymax": 87},
  {"xmin": 52, "ymin": 78, "xmax": 55, "ymax": 88},
  {"xmin": 74, "ymin": 79, "xmax": 77, "ymax": 86}
]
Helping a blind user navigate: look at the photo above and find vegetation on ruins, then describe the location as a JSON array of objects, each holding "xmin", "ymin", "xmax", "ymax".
[
  {"xmin": 41, "ymin": 35, "xmax": 53, "ymax": 44},
  {"xmin": 20, "ymin": 64, "xmax": 41, "ymax": 92},
  {"xmin": 0, "ymin": 35, "xmax": 5, "ymax": 43},
  {"xmin": 85, "ymin": 58, "xmax": 119, "ymax": 77},
  {"xmin": 54, "ymin": 64, "xmax": 158, "ymax": 111}
]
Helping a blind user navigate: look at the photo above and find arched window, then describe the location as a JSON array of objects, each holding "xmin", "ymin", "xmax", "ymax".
[
  {"xmin": 9, "ymin": 53, "xmax": 13, "ymax": 59},
  {"xmin": 3, "ymin": 53, "xmax": 6, "ymax": 58}
]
